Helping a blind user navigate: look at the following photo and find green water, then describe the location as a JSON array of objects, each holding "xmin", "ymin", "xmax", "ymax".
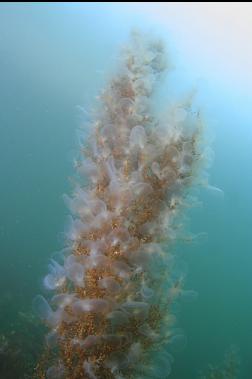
[{"xmin": 0, "ymin": 3, "xmax": 251, "ymax": 378}]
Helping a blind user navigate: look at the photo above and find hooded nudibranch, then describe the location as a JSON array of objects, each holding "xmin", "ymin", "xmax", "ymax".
[{"xmin": 34, "ymin": 31, "xmax": 208, "ymax": 379}]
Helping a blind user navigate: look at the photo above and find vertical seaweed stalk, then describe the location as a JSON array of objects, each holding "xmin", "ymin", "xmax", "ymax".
[{"xmin": 34, "ymin": 31, "xmax": 207, "ymax": 379}]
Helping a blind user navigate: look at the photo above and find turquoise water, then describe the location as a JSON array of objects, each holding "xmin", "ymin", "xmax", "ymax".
[{"xmin": 0, "ymin": 3, "xmax": 251, "ymax": 378}]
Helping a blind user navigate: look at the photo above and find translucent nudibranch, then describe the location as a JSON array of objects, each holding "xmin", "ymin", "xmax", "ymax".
[{"xmin": 34, "ymin": 31, "xmax": 206, "ymax": 379}]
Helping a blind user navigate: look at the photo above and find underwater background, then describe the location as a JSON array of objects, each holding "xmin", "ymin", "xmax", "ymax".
[{"xmin": 0, "ymin": 3, "xmax": 251, "ymax": 378}]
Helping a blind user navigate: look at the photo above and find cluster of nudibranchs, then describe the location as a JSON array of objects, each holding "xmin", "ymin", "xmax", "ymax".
[{"xmin": 34, "ymin": 31, "xmax": 206, "ymax": 379}]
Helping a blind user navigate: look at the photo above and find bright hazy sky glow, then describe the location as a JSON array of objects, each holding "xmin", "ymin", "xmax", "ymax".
[{"xmin": 121, "ymin": 2, "xmax": 252, "ymax": 96}]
